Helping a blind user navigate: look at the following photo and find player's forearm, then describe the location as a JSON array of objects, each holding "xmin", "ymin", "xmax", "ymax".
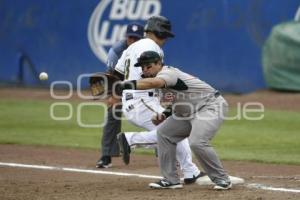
[
  {"xmin": 115, "ymin": 78, "xmax": 165, "ymax": 96},
  {"xmin": 136, "ymin": 78, "xmax": 165, "ymax": 89}
]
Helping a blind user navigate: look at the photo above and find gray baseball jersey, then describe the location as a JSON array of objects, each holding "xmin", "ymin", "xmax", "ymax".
[
  {"xmin": 156, "ymin": 66, "xmax": 220, "ymax": 116},
  {"xmin": 154, "ymin": 65, "xmax": 230, "ymax": 185}
]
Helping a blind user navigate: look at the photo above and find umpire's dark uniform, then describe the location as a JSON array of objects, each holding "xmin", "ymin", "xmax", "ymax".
[
  {"xmin": 96, "ymin": 40, "xmax": 126, "ymax": 168},
  {"xmin": 96, "ymin": 23, "xmax": 144, "ymax": 168}
]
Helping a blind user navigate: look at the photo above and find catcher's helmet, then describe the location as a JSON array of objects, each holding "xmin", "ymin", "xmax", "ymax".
[{"xmin": 144, "ymin": 16, "xmax": 175, "ymax": 39}]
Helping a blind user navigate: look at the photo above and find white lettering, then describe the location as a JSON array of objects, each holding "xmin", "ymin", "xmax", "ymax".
[
  {"xmin": 98, "ymin": 21, "xmax": 111, "ymax": 45},
  {"xmin": 118, "ymin": 25, "xmax": 127, "ymax": 40},
  {"xmin": 224, "ymin": 102, "xmax": 242, "ymax": 120},
  {"xmin": 243, "ymin": 102, "xmax": 265, "ymax": 120},
  {"xmin": 110, "ymin": 0, "xmax": 161, "ymax": 20},
  {"xmin": 110, "ymin": 0, "xmax": 127, "ymax": 19},
  {"xmin": 99, "ymin": 21, "xmax": 126, "ymax": 46},
  {"xmin": 89, "ymin": 0, "xmax": 162, "ymax": 64},
  {"xmin": 142, "ymin": 0, "xmax": 161, "ymax": 19},
  {"xmin": 127, "ymin": 0, "xmax": 144, "ymax": 20}
]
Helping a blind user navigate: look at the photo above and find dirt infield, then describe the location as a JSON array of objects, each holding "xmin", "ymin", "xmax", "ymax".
[{"xmin": 0, "ymin": 145, "xmax": 299, "ymax": 200}]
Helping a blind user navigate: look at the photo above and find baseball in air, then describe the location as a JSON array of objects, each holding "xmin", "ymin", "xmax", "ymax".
[{"xmin": 39, "ymin": 72, "xmax": 48, "ymax": 81}]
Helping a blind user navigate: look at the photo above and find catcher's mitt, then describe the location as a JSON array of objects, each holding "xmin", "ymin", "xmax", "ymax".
[{"xmin": 89, "ymin": 72, "xmax": 120, "ymax": 98}]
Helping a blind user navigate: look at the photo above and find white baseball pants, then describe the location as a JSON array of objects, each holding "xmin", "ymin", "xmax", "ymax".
[{"xmin": 122, "ymin": 90, "xmax": 200, "ymax": 179}]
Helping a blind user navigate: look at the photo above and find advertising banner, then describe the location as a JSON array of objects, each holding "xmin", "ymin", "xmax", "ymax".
[{"xmin": 0, "ymin": 0, "xmax": 298, "ymax": 93}]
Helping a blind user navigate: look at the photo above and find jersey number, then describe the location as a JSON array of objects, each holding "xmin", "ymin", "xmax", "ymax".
[{"xmin": 124, "ymin": 58, "xmax": 130, "ymax": 80}]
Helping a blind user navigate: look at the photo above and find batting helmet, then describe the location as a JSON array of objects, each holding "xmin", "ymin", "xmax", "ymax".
[{"xmin": 144, "ymin": 16, "xmax": 175, "ymax": 39}]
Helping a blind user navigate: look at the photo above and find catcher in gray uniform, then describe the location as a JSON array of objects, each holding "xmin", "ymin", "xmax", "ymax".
[{"xmin": 115, "ymin": 51, "xmax": 232, "ymax": 190}]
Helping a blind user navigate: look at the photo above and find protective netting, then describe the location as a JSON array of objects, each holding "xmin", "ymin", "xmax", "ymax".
[{"xmin": 263, "ymin": 21, "xmax": 300, "ymax": 91}]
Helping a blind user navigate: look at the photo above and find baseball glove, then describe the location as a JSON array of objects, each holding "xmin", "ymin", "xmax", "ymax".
[{"xmin": 89, "ymin": 72, "xmax": 120, "ymax": 98}]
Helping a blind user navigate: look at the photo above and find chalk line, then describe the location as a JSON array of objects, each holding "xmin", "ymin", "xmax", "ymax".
[
  {"xmin": 1, "ymin": 162, "xmax": 300, "ymax": 193},
  {"xmin": 0, "ymin": 162, "xmax": 161, "ymax": 179}
]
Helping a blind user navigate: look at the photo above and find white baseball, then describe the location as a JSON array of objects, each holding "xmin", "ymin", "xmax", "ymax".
[{"xmin": 39, "ymin": 72, "xmax": 48, "ymax": 80}]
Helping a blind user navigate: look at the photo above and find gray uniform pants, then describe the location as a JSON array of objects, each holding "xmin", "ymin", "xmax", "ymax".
[
  {"xmin": 101, "ymin": 104, "xmax": 122, "ymax": 157},
  {"xmin": 157, "ymin": 97, "xmax": 229, "ymax": 184}
]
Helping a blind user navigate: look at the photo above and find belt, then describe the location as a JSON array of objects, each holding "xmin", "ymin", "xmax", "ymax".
[
  {"xmin": 124, "ymin": 91, "xmax": 219, "ymax": 101},
  {"xmin": 125, "ymin": 92, "xmax": 158, "ymax": 101}
]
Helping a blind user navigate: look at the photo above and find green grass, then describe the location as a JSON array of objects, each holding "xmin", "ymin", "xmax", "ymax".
[
  {"xmin": 0, "ymin": 99, "xmax": 142, "ymax": 149},
  {"xmin": 215, "ymin": 110, "xmax": 300, "ymax": 164},
  {"xmin": 0, "ymin": 99, "xmax": 300, "ymax": 164}
]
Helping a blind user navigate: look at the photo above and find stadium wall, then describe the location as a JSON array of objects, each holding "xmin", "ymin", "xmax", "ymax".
[{"xmin": 0, "ymin": 0, "xmax": 298, "ymax": 93}]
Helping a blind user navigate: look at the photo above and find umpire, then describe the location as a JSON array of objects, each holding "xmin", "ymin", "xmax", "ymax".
[{"xmin": 96, "ymin": 22, "xmax": 144, "ymax": 168}]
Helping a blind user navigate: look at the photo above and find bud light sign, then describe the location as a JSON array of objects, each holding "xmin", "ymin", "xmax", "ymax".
[{"xmin": 88, "ymin": 0, "xmax": 162, "ymax": 64}]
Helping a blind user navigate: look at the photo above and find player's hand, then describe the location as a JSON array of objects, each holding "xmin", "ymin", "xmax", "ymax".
[{"xmin": 151, "ymin": 113, "xmax": 166, "ymax": 126}]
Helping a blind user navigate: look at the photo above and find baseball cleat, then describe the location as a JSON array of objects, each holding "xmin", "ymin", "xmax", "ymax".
[
  {"xmin": 184, "ymin": 171, "xmax": 207, "ymax": 184},
  {"xmin": 213, "ymin": 180, "xmax": 232, "ymax": 190},
  {"xmin": 117, "ymin": 133, "xmax": 131, "ymax": 165},
  {"xmin": 96, "ymin": 156, "xmax": 112, "ymax": 168},
  {"xmin": 149, "ymin": 179, "xmax": 183, "ymax": 189}
]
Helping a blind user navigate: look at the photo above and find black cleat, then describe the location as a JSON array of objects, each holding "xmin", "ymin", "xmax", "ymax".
[
  {"xmin": 184, "ymin": 171, "xmax": 207, "ymax": 184},
  {"xmin": 96, "ymin": 156, "xmax": 112, "ymax": 168},
  {"xmin": 117, "ymin": 133, "xmax": 131, "ymax": 165},
  {"xmin": 213, "ymin": 180, "xmax": 232, "ymax": 190},
  {"xmin": 149, "ymin": 179, "xmax": 183, "ymax": 189}
]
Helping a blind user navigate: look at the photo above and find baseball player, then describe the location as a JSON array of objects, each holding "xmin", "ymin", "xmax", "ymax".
[
  {"xmin": 115, "ymin": 50, "xmax": 232, "ymax": 190},
  {"xmin": 114, "ymin": 16, "xmax": 204, "ymax": 184},
  {"xmin": 96, "ymin": 22, "xmax": 144, "ymax": 168}
]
